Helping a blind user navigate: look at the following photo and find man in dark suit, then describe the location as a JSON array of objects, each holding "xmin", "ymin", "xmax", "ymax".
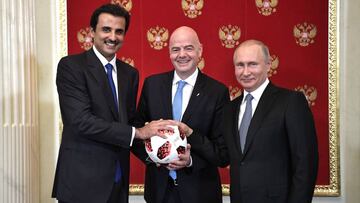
[
  {"xmin": 223, "ymin": 39, "xmax": 318, "ymax": 203},
  {"xmin": 52, "ymin": 4, "xmax": 172, "ymax": 203},
  {"xmin": 132, "ymin": 26, "xmax": 229, "ymax": 203}
]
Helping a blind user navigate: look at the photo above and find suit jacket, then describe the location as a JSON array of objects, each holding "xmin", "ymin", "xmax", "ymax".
[
  {"xmin": 132, "ymin": 70, "xmax": 229, "ymax": 203},
  {"xmin": 223, "ymin": 82, "xmax": 318, "ymax": 203},
  {"xmin": 52, "ymin": 49, "xmax": 139, "ymax": 203}
]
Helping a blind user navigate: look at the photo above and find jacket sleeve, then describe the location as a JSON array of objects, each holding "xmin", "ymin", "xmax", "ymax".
[
  {"xmin": 187, "ymin": 86, "xmax": 230, "ymax": 170},
  {"xmin": 131, "ymin": 78, "xmax": 152, "ymax": 163},
  {"xmin": 286, "ymin": 92, "xmax": 319, "ymax": 203},
  {"xmin": 57, "ymin": 57, "xmax": 135, "ymax": 148}
]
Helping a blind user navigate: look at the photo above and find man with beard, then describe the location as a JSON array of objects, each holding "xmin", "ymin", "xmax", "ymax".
[{"xmin": 52, "ymin": 4, "xmax": 171, "ymax": 203}]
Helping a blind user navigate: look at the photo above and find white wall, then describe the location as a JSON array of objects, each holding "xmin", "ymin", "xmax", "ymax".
[
  {"xmin": 35, "ymin": 0, "xmax": 61, "ymax": 202},
  {"xmin": 35, "ymin": 0, "xmax": 360, "ymax": 202}
]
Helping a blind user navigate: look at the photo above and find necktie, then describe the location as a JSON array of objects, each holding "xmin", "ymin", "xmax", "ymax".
[
  {"xmin": 170, "ymin": 80, "xmax": 186, "ymax": 181},
  {"xmin": 105, "ymin": 63, "xmax": 122, "ymax": 183},
  {"xmin": 105, "ymin": 63, "xmax": 118, "ymax": 111},
  {"xmin": 239, "ymin": 94, "xmax": 254, "ymax": 152}
]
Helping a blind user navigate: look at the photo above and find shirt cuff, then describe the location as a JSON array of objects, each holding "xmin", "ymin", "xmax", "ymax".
[
  {"xmin": 186, "ymin": 155, "xmax": 193, "ymax": 167},
  {"xmin": 130, "ymin": 127, "xmax": 135, "ymax": 146}
]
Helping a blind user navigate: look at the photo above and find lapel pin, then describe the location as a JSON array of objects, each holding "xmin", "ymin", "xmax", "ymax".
[{"xmin": 196, "ymin": 93, "xmax": 200, "ymax": 96}]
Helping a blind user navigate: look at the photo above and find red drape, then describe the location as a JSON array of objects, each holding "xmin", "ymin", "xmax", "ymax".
[{"xmin": 67, "ymin": 0, "xmax": 329, "ymax": 186}]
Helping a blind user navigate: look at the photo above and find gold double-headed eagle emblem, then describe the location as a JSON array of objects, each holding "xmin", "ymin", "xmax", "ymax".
[
  {"xmin": 255, "ymin": 0, "xmax": 278, "ymax": 16},
  {"xmin": 293, "ymin": 22, "xmax": 317, "ymax": 47},
  {"xmin": 219, "ymin": 25, "xmax": 241, "ymax": 49},
  {"xmin": 147, "ymin": 26, "xmax": 169, "ymax": 50},
  {"xmin": 229, "ymin": 86, "xmax": 242, "ymax": 101},
  {"xmin": 197, "ymin": 57, "xmax": 205, "ymax": 71},
  {"xmin": 181, "ymin": 0, "xmax": 204, "ymax": 18},
  {"xmin": 77, "ymin": 27, "xmax": 93, "ymax": 51},
  {"xmin": 121, "ymin": 57, "xmax": 135, "ymax": 67},
  {"xmin": 268, "ymin": 54, "xmax": 279, "ymax": 77},
  {"xmin": 295, "ymin": 85, "xmax": 318, "ymax": 106},
  {"xmin": 111, "ymin": 0, "xmax": 133, "ymax": 12}
]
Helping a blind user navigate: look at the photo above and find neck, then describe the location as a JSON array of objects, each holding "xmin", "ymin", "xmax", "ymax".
[{"xmin": 175, "ymin": 69, "xmax": 196, "ymax": 80}]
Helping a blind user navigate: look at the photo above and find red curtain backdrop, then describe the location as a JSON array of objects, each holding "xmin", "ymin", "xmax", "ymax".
[{"xmin": 67, "ymin": 0, "xmax": 329, "ymax": 186}]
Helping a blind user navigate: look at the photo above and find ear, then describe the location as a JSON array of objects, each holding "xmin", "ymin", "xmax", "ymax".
[
  {"xmin": 90, "ymin": 27, "xmax": 95, "ymax": 38},
  {"xmin": 266, "ymin": 60, "xmax": 271, "ymax": 72},
  {"xmin": 198, "ymin": 43, "xmax": 203, "ymax": 57}
]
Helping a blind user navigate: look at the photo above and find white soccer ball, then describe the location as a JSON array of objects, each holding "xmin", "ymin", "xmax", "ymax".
[{"xmin": 145, "ymin": 125, "xmax": 187, "ymax": 164}]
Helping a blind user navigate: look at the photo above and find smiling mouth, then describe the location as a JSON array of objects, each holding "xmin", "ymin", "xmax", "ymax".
[
  {"xmin": 176, "ymin": 59, "xmax": 191, "ymax": 65},
  {"xmin": 105, "ymin": 40, "xmax": 119, "ymax": 47},
  {"xmin": 241, "ymin": 78, "xmax": 254, "ymax": 82}
]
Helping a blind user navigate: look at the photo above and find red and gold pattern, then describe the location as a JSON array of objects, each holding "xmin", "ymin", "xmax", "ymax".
[
  {"xmin": 67, "ymin": 0, "xmax": 332, "ymax": 193},
  {"xmin": 157, "ymin": 141, "xmax": 171, "ymax": 159},
  {"xmin": 121, "ymin": 57, "xmax": 135, "ymax": 67},
  {"xmin": 111, "ymin": 0, "xmax": 133, "ymax": 12},
  {"xmin": 293, "ymin": 22, "xmax": 317, "ymax": 47},
  {"xmin": 295, "ymin": 85, "xmax": 318, "ymax": 106},
  {"xmin": 181, "ymin": 0, "xmax": 204, "ymax": 18},
  {"xmin": 219, "ymin": 25, "xmax": 241, "ymax": 48},
  {"xmin": 147, "ymin": 26, "xmax": 169, "ymax": 50},
  {"xmin": 268, "ymin": 54, "xmax": 279, "ymax": 77},
  {"xmin": 77, "ymin": 27, "xmax": 93, "ymax": 51},
  {"xmin": 197, "ymin": 57, "xmax": 205, "ymax": 71},
  {"xmin": 228, "ymin": 86, "xmax": 242, "ymax": 101},
  {"xmin": 255, "ymin": 0, "xmax": 278, "ymax": 16}
]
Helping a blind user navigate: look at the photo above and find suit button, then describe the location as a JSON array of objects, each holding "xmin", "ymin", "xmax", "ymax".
[{"xmin": 240, "ymin": 162, "xmax": 244, "ymax": 166}]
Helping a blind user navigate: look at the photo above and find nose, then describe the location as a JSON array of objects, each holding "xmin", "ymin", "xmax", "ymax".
[
  {"xmin": 178, "ymin": 49, "xmax": 186, "ymax": 57},
  {"xmin": 108, "ymin": 31, "xmax": 116, "ymax": 40},
  {"xmin": 243, "ymin": 66, "xmax": 250, "ymax": 75}
]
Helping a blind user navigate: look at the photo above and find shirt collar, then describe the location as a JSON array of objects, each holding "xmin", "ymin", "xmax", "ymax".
[
  {"xmin": 92, "ymin": 46, "xmax": 117, "ymax": 72},
  {"xmin": 172, "ymin": 68, "xmax": 199, "ymax": 87},
  {"xmin": 242, "ymin": 78, "xmax": 269, "ymax": 104}
]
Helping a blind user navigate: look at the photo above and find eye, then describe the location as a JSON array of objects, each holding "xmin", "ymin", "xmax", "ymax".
[
  {"xmin": 102, "ymin": 27, "xmax": 111, "ymax": 32},
  {"xmin": 249, "ymin": 62, "xmax": 258, "ymax": 67},
  {"xmin": 184, "ymin": 45, "xmax": 194, "ymax": 51},
  {"xmin": 115, "ymin": 29, "xmax": 125, "ymax": 35},
  {"xmin": 170, "ymin": 47, "xmax": 180, "ymax": 53},
  {"xmin": 235, "ymin": 62, "xmax": 244, "ymax": 68}
]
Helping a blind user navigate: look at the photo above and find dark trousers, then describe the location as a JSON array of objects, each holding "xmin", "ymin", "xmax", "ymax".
[
  {"xmin": 107, "ymin": 181, "xmax": 127, "ymax": 203},
  {"xmin": 162, "ymin": 178, "xmax": 182, "ymax": 203},
  {"xmin": 58, "ymin": 181, "xmax": 126, "ymax": 203}
]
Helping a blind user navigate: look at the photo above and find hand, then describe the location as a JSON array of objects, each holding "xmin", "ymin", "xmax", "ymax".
[
  {"xmin": 166, "ymin": 144, "xmax": 191, "ymax": 170},
  {"xmin": 167, "ymin": 120, "xmax": 193, "ymax": 137},
  {"xmin": 135, "ymin": 119, "xmax": 174, "ymax": 140}
]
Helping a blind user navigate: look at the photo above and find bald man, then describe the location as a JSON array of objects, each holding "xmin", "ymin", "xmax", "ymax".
[
  {"xmin": 222, "ymin": 39, "xmax": 318, "ymax": 202},
  {"xmin": 132, "ymin": 26, "xmax": 229, "ymax": 203}
]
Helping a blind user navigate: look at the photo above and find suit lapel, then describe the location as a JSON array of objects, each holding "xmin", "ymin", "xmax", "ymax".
[
  {"xmin": 162, "ymin": 71, "xmax": 174, "ymax": 119},
  {"xmin": 231, "ymin": 96, "xmax": 243, "ymax": 154},
  {"xmin": 116, "ymin": 60, "xmax": 128, "ymax": 123},
  {"xmin": 181, "ymin": 70, "xmax": 205, "ymax": 123},
  {"xmin": 242, "ymin": 83, "xmax": 278, "ymax": 155},
  {"xmin": 86, "ymin": 49, "xmax": 119, "ymax": 120}
]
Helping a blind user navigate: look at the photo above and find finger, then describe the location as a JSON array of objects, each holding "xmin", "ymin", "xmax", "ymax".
[
  {"xmin": 177, "ymin": 154, "xmax": 188, "ymax": 161},
  {"xmin": 167, "ymin": 163, "xmax": 181, "ymax": 170},
  {"xmin": 169, "ymin": 160, "xmax": 183, "ymax": 166}
]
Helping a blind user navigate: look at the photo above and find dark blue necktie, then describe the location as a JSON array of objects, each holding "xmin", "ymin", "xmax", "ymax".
[
  {"xmin": 239, "ymin": 94, "xmax": 253, "ymax": 152},
  {"xmin": 170, "ymin": 80, "xmax": 186, "ymax": 181},
  {"xmin": 105, "ymin": 63, "xmax": 121, "ymax": 183},
  {"xmin": 105, "ymin": 63, "xmax": 119, "ymax": 111}
]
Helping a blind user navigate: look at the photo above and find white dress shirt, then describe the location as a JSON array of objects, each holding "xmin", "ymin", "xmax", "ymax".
[
  {"xmin": 172, "ymin": 68, "xmax": 199, "ymax": 120},
  {"xmin": 171, "ymin": 68, "xmax": 199, "ymax": 167},
  {"xmin": 238, "ymin": 79, "xmax": 269, "ymax": 129},
  {"xmin": 92, "ymin": 46, "xmax": 135, "ymax": 146}
]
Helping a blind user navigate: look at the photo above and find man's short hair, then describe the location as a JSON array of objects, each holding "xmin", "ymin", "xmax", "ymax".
[{"xmin": 90, "ymin": 3, "xmax": 130, "ymax": 33}]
